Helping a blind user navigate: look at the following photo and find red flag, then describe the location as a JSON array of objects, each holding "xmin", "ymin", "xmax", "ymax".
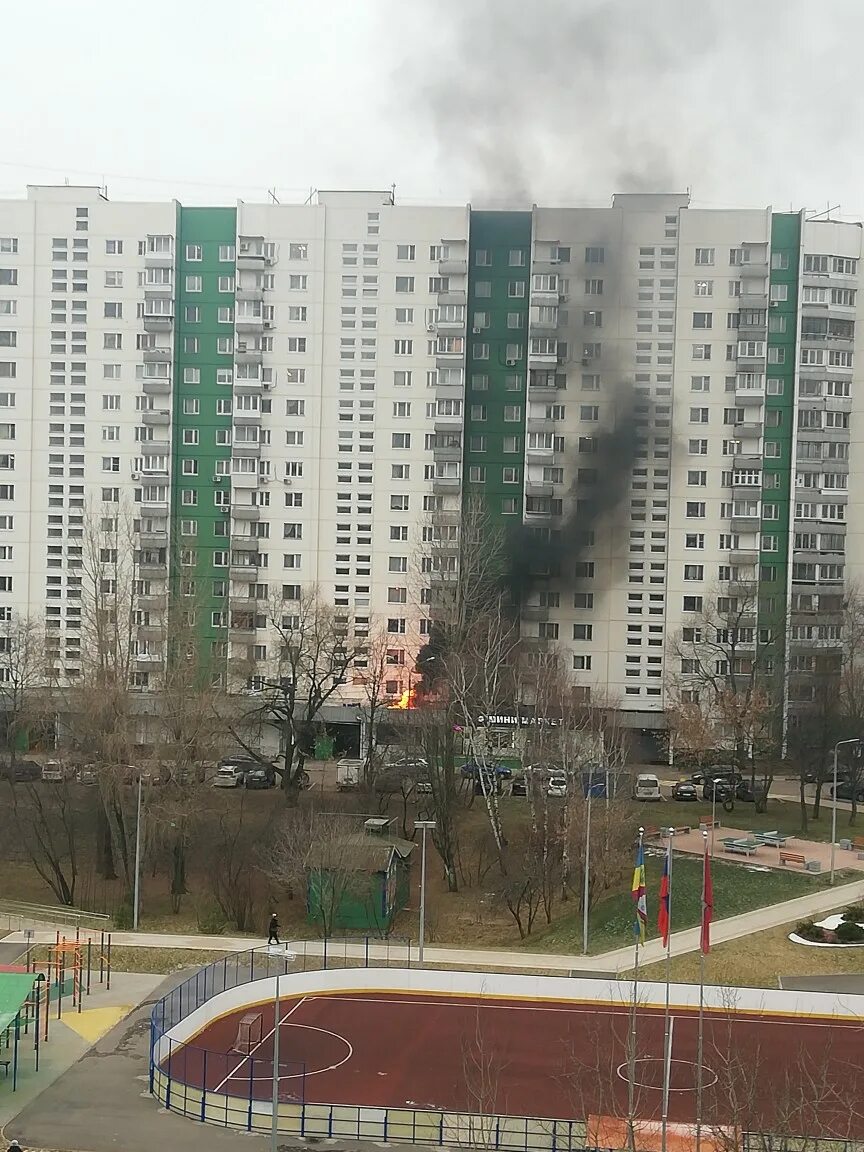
[
  {"xmin": 657, "ymin": 845, "xmax": 670, "ymax": 947},
  {"xmin": 700, "ymin": 842, "xmax": 713, "ymax": 955}
]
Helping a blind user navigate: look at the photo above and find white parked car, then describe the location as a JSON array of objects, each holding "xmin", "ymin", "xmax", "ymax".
[
  {"xmin": 547, "ymin": 775, "xmax": 568, "ymax": 798},
  {"xmin": 211, "ymin": 763, "xmax": 247, "ymax": 788},
  {"xmin": 633, "ymin": 773, "xmax": 662, "ymax": 801}
]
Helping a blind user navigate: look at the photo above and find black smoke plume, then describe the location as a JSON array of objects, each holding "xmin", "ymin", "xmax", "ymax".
[{"xmin": 505, "ymin": 384, "xmax": 640, "ymax": 603}]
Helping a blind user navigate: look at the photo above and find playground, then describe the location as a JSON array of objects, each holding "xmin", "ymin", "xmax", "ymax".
[{"xmin": 0, "ymin": 930, "xmax": 114, "ymax": 1094}]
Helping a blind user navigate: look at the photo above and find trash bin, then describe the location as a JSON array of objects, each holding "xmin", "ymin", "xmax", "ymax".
[{"xmin": 314, "ymin": 734, "xmax": 334, "ymax": 759}]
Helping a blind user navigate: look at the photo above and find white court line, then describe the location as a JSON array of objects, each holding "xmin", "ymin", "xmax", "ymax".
[
  {"xmin": 212, "ymin": 996, "xmax": 307, "ymax": 1094},
  {"xmin": 307, "ymin": 994, "xmax": 864, "ymax": 1031}
]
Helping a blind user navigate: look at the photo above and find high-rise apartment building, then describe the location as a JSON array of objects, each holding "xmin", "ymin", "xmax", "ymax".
[{"xmin": 0, "ymin": 185, "xmax": 861, "ymax": 736}]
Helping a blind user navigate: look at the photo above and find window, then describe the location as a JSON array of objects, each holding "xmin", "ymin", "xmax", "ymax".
[
  {"xmin": 692, "ymin": 312, "xmax": 713, "ymax": 329},
  {"xmin": 395, "ymin": 276, "xmax": 414, "ymax": 293},
  {"xmin": 691, "ymin": 376, "xmax": 710, "ymax": 392},
  {"xmin": 185, "ymin": 275, "xmax": 202, "ymax": 293},
  {"xmin": 0, "ymin": 270, "xmax": 18, "ymax": 286},
  {"xmin": 695, "ymin": 248, "xmax": 715, "ymax": 266},
  {"xmin": 104, "ymin": 333, "xmax": 122, "ymax": 350},
  {"xmin": 184, "ymin": 306, "xmax": 200, "ymax": 323},
  {"xmin": 503, "ymin": 405, "xmax": 521, "ymax": 422},
  {"xmin": 392, "ymin": 433, "xmax": 411, "ymax": 449},
  {"xmin": 572, "ymin": 624, "xmax": 593, "ymax": 641},
  {"xmin": 692, "ymin": 344, "xmax": 711, "ymax": 360},
  {"xmin": 769, "ymin": 283, "xmax": 788, "ymax": 302},
  {"xmin": 396, "ymin": 244, "xmax": 415, "ymax": 261},
  {"xmin": 684, "ymin": 564, "xmax": 704, "ymax": 580},
  {"xmin": 694, "ymin": 280, "xmax": 713, "ymax": 296},
  {"xmin": 288, "ymin": 243, "xmax": 308, "ymax": 260},
  {"xmin": 286, "ymin": 337, "xmax": 306, "ymax": 353},
  {"xmin": 394, "ymin": 339, "xmax": 413, "ymax": 356},
  {"xmin": 686, "ymin": 502, "xmax": 706, "ymax": 518},
  {"xmin": 689, "ymin": 407, "xmax": 709, "ymax": 424},
  {"xmin": 682, "ymin": 596, "xmax": 703, "ymax": 612},
  {"xmin": 183, "ymin": 367, "xmax": 200, "ymax": 385},
  {"xmin": 688, "ymin": 439, "xmax": 708, "ymax": 455}
]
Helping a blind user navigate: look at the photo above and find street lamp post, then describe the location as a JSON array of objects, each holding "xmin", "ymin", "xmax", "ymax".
[
  {"xmin": 415, "ymin": 819, "xmax": 436, "ymax": 965},
  {"xmin": 132, "ymin": 772, "xmax": 143, "ymax": 930},
  {"xmin": 831, "ymin": 738, "xmax": 860, "ymax": 885},
  {"xmin": 582, "ymin": 774, "xmax": 594, "ymax": 955}
]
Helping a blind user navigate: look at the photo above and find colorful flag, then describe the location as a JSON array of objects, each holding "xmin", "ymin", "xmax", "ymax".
[
  {"xmin": 700, "ymin": 841, "xmax": 713, "ymax": 955},
  {"xmin": 631, "ymin": 839, "xmax": 647, "ymax": 944},
  {"xmin": 657, "ymin": 844, "xmax": 671, "ymax": 947}
]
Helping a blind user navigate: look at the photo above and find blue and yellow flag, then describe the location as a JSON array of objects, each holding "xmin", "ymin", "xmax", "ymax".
[{"xmin": 631, "ymin": 839, "xmax": 647, "ymax": 944}]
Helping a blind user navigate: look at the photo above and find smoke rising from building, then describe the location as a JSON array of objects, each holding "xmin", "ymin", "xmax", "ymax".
[{"xmin": 505, "ymin": 383, "xmax": 640, "ymax": 602}]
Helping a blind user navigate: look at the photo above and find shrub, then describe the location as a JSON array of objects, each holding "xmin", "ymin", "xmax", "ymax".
[
  {"xmin": 835, "ymin": 920, "xmax": 864, "ymax": 944},
  {"xmin": 195, "ymin": 901, "xmax": 227, "ymax": 935},
  {"xmin": 113, "ymin": 901, "xmax": 134, "ymax": 931},
  {"xmin": 841, "ymin": 904, "xmax": 864, "ymax": 922},
  {"xmin": 795, "ymin": 919, "xmax": 827, "ymax": 942}
]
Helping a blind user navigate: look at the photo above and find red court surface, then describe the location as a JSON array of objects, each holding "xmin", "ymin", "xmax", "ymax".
[{"xmin": 166, "ymin": 990, "xmax": 864, "ymax": 1135}]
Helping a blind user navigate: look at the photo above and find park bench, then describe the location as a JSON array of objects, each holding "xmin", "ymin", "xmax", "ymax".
[
  {"xmin": 853, "ymin": 836, "xmax": 864, "ymax": 860},
  {"xmin": 722, "ymin": 837, "xmax": 760, "ymax": 857},
  {"xmin": 779, "ymin": 850, "xmax": 806, "ymax": 868},
  {"xmin": 699, "ymin": 815, "xmax": 720, "ymax": 829}
]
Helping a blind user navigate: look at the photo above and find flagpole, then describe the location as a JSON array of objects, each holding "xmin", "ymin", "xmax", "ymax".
[
  {"xmin": 627, "ymin": 826, "xmax": 644, "ymax": 1152},
  {"xmin": 696, "ymin": 830, "xmax": 708, "ymax": 1152},
  {"xmin": 660, "ymin": 828, "xmax": 674, "ymax": 1152}
]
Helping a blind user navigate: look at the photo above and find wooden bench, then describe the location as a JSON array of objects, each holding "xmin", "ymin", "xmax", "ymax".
[
  {"xmin": 853, "ymin": 836, "xmax": 864, "ymax": 860},
  {"xmin": 699, "ymin": 816, "xmax": 720, "ymax": 829},
  {"xmin": 779, "ymin": 850, "xmax": 806, "ymax": 868}
]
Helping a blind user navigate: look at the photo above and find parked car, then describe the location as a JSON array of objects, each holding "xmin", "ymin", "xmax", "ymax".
[
  {"xmin": 9, "ymin": 759, "xmax": 41, "ymax": 782},
  {"xmin": 547, "ymin": 775, "xmax": 568, "ymax": 798},
  {"xmin": 245, "ymin": 765, "xmax": 276, "ymax": 789},
  {"xmin": 734, "ymin": 778, "xmax": 767, "ymax": 803},
  {"xmin": 460, "ymin": 760, "xmax": 512, "ymax": 780},
  {"xmin": 672, "ymin": 780, "xmax": 698, "ymax": 802},
  {"xmin": 414, "ymin": 779, "xmax": 433, "ymax": 794},
  {"xmin": 41, "ymin": 760, "xmax": 65, "ymax": 782},
  {"xmin": 633, "ymin": 773, "xmax": 662, "ymax": 801},
  {"xmin": 212, "ymin": 762, "xmax": 250, "ymax": 789},
  {"xmin": 702, "ymin": 777, "xmax": 735, "ymax": 801},
  {"xmin": 75, "ymin": 765, "xmax": 98, "ymax": 786},
  {"xmin": 509, "ymin": 774, "xmax": 528, "ymax": 797},
  {"xmin": 830, "ymin": 780, "xmax": 864, "ymax": 802}
]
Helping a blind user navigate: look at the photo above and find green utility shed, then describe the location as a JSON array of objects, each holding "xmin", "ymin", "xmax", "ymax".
[{"xmin": 306, "ymin": 822, "xmax": 415, "ymax": 934}]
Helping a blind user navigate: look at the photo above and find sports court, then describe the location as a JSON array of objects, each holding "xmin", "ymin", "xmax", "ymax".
[{"xmin": 163, "ymin": 989, "xmax": 864, "ymax": 1136}]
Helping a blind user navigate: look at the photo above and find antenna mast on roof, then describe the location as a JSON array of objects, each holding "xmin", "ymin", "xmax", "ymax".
[{"xmin": 267, "ymin": 187, "xmax": 279, "ymax": 204}]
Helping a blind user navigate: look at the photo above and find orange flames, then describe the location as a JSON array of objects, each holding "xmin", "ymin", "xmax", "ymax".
[{"xmin": 389, "ymin": 687, "xmax": 417, "ymax": 710}]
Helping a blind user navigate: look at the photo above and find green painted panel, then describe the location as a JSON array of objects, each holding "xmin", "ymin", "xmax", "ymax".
[
  {"xmin": 463, "ymin": 211, "xmax": 533, "ymax": 522},
  {"xmin": 172, "ymin": 207, "xmax": 237, "ymax": 656}
]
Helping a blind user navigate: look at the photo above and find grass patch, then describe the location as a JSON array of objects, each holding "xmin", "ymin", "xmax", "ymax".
[
  {"xmin": 523, "ymin": 852, "xmax": 839, "ymax": 955},
  {"xmin": 630, "ymin": 918, "xmax": 864, "ymax": 988},
  {"xmin": 29, "ymin": 943, "xmax": 233, "ymax": 976}
]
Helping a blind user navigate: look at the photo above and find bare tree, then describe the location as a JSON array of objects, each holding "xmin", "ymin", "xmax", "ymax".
[
  {"xmin": 9, "ymin": 779, "xmax": 82, "ymax": 905},
  {"xmin": 0, "ymin": 613, "xmax": 48, "ymax": 780},
  {"xmin": 205, "ymin": 793, "xmax": 258, "ymax": 933},
  {"xmin": 668, "ymin": 582, "xmax": 782, "ymax": 801},
  {"xmin": 356, "ymin": 626, "xmax": 399, "ymax": 789},
  {"xmin": 227, "ymin": 587, "xmax": 366, "ymax": 800}
]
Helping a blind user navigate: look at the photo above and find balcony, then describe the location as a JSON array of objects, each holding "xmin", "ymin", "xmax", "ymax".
[
  {"xmin": 229, "ymin": 619, "xmax": 257, "ymax": 641},
  {"xmin": 236, "ymin": 283, "xmax": 265, "ymax": 302},
  {"xmin": 144, "ymin": 438, "xmax": 170, "ymax": 456},
  {"xmin": 739, "ymin": 292, "xmax": 769, "ymax": 311},
  {"xmin": 137, "ymin": 624, "xmax": 163, "ymax": 642},
  {"xmin": 435, "ymin": 313, "xmax": 465, "ymax": 332},
  {"xmin": 528, "ymin": 377, "xmax": 565, "ymax": 400},
  {"xmin": 235, "ymin": 345, "xmax": 264, "ymax": 364},
  {"xmin": 233, "ymin": 410, "xmax": 262, "ymax": 426},
  {"xmin": 142, "ymin": 378, "xmax": 171, "ymax": 397},
  {"xmin": 142, "ymin": 345, "xmax": 172, "ymax": 363},
  {"xmin": 735, "ymin": 383, "xmax": 765, "ymax": 405},
  {"xmin": 231, "ymin": 536, "xmax": 260, "ymax": 552},
  {"xmin": 435, "ymin": 353, "xmax": 465, "ymax": 373},
  {"xmin": 526, "ymin": 444, "xmax": 555, "ymax": 463},
  {"xmin": 730, "ymin": 512, "xmax": 760, "ymax": 531},
  {"xmin": 434, "ymin": 413, "xmax": 462, "ymax": 433},
  {"xmin": 525, "ymin": 479, "xmax": 554, "ymax": 497},
  {"xmin": 740, "ymin": 261, "xmax": 768, "ymax": 279},
  {"xmin": 521, "ymin": 604, "xmax": 550, "ymax": 622},
  {"xmin": 137, "ymin": 594, "xmax": 165, "ymax": 612},
  {"xmin": 232, "ymin": 442, "xmax": 261, "ymax": 458},
  {"xmin": 237, "ymin": 240, "xmax": 266, "ymax": 268},
  {"xmin": 140, "ymin": 500, "xmax": 169, "ymax": 518},
  {"xmin": 141, "ymin": 410, "xmax": 170, "ymax": 426},
  {"xmin": 230, "ymin": 563, "xmax": 259, "ymax": 581},
  {"xmin": 734, "ymin": 421, "xmax": 763, "ymax": 440},
  {"xmin": 138, "ymin": 561, "xmax": 168, "ymax": 579},
  {"xmin": 527, "ymin": 416, "xmax": 555, "ymax": 434},
  {"xmin": 431, "ymin": 476, "xmax": 460, "ymax": 494},
  {"xmin": 730, "ymin": 548, "xmax": 759, "ymax": 565},
  {"xmin": 230, "ymin": 504, "xmax": 260, "ymax": 522},
  {"xmin": 736, "ymin": 350, "xmax": 765, "ymax": 370},
  {"xmin": 438, "ymin": 258, "xmax": 467, "ymax": 277},
  {"xmin": 432, "ymin": 440, "xmax": 462, "ymax": 462},
  {"xmin": 144, "ymin": 245, "xmax": 173, "ymax": 268},
  {"xmin": 234, "ymin": 377, "xmax": 263, "ymax": 394},
  {"xmin": 733, "ymin": 453, "xmax": 762, "ymax": 470},
  {"xmin": 235, "ymin": 313, "xmax": 264, "ymax": 332},
  {"xmin": 528, "ymin": 349, "xmax": 557, "ymax": 369},
  {"xmin": 142, "ymin": 311, "xmax": 174, "ymax": 331},
  {"xmin": 138, "ymin": 529, "xmax": 168, "ymax": 547},
  {"xmin": 135, "ymin": 654, "xmax": 164, "ymax": 670},
  {"xmin": 230, "ymin": 470, "xmax": 259, "ymax": 489},
  {"xmin": 437, "ymin": 290, "xmax": 466, "ymax": 307}
]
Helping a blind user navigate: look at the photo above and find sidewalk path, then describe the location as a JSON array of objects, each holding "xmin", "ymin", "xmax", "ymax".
[{"xmin": 5, "ymin": 875, "xmax": 864, "ymax": 975}]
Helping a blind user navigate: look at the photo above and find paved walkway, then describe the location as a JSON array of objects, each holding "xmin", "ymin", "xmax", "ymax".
[
  {"xmin": 6, "ymin": 875, "xmax": 864, "ymax": 975},
  {"xmin": 662, "ymin": 822, "xmax": 864, "ymax": 873}
]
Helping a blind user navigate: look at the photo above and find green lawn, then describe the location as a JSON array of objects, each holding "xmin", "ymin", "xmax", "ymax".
[
  {"xmin": 522, "ymin": 850, "xmax": 841, "ymax": 956},
  {"xmin": 652, "ymin": 795, "xmax": 857, "ymax": 844}
]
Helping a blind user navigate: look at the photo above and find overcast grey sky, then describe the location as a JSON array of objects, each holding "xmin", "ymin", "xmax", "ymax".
[{"xmin": 3, "ymin": 0, "xmax": 864, "ymax": 214}]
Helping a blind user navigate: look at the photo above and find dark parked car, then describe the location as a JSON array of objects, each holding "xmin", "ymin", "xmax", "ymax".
[
  {"xmin": 702, "ymin": 777, "xmax": 735, "ymax": 801},
  {"xmin": 830, "ymin": 780, "xmax": 864, "ymax": 802},
  {"xmin": 672, "ymin": 780, "xmax": 698, "ymax": 802},
  {"xmin": 735, "ymin": 779, "xmax": 767, "ymax": 803},
  {"xmin": 9, "ymin": 759, "xmax": 41, "ymax": 782},
  {"xmin": 244, "ymin": 765, "xmax": 276, "ymax": 789}
]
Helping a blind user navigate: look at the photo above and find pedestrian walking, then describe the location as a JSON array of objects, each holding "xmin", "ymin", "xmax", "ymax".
[
  {"xmin": 8, "ymin": 1140, "xmax": 23, "ymax": 1152},
  {"xmin": 267, "ymin": 912, "xmax": 280, "ymax": 946}
]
